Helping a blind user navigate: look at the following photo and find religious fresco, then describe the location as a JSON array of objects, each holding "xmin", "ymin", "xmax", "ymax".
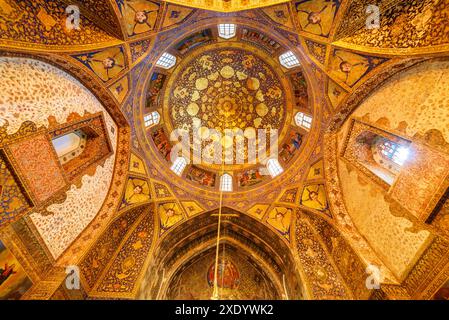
[
  {"xmin": 71, "ymin": 0, "xmax": 122, "ymax": 37},
  {"xmin": 237, "ymin": 168, "xmax": 263, "ymax": 188},
  {"xmin": 329, "ymin": 59, "xmax": 449, "ymax": 282},
  {"xmin": 175, "ymin": 29, "xmax": 213, "ymax": 54},
  {"xmin": 73, "ymin": 46, "xmax": 127, "ymax": 82},
  {"xmin": 146, "ymin": 72, "xmax": 166, "ymax": 109},
  {"xmin": 1, "ymin": 0, "xmax": 448, "ymax": 302},
  {"xmin": 295, "ymin": 216, "xmax": 349, "ymax": 299},
  {"xmin": 185, "ymin": 166, "xmax": 216, "ymax": 187},
  {"xmin": 241, "ymin": 28, "xmax": 281, "ymax": 54},
  {"xmin": 300, "ymin": 183, "xmax": 328, "ymax": 212},
  {"xmin": 306, "ymin": 213, "xmax": 371, "ymax": 299},
  {"xmin": 290, "ymin": 72, "xmax": 308, "ymax": 109},
  {"xmin": 0, "ymin": 56, "xmax": 119, "ymax": 260},
  {"xmin": 0, "ymin": 240, "xmax": 32, "ymax": 300},
  {"xmin": 207, "ymin": 258, "xmax": 240, "ymax": 289},
  {"xmin": 161, "ymin": 4, "xmax": 195, "ymax": 30},
  {"xmin": 117, "ymin": 0, "xmax": 161, "ymax": 37},
  {"xmin": 279, "ymin": 132, "xmax": 303, "ymax": 163},
  {"xmin": 295, "ymin": 0, "xmax": 340, "ymax": 37},
  {"xmin": 329, "ymin": 49, "xmax": 386, "ymax": 87},
  {"xmin": 0, "ymin": 152, "xmax": 31, "ymax": 227},
  {"xmin": 151, "ymin": 128, "xmax": 172, "ymax": 161},
  {"xmin": 159, "ymin": 202, "xmax": 184, "ymax": 232},
  {"xmin": 156, "ymin": 0, "xmax": 290, "ymax": 12},
  {"xmin": 266, "ymin": 206, "xmax": 293, "ymax": 239},
  {"xmin": 167, "ymin": 250, "xmax": 278, "ymax": 300},
  {"xmin": 120, "ymin": 177, "xmax": 151, "ymax": 209}
]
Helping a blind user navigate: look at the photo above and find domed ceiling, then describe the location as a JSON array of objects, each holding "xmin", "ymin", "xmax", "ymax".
[
  {"xmin": 1, "ymin": 0, "xmax": 449, "ymax": 302},
  {"xmin": 136, "ymin": 25, "xmax": 316, "ymax": 195},
  {"xmin": 166, "ymin": 44, "xmax": 289, "ymax": 170}
]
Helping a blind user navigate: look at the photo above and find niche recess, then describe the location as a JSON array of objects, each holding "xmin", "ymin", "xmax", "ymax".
[{"xmin": 49, "ymin": 113, "xmax": 113, "ymax": 183}]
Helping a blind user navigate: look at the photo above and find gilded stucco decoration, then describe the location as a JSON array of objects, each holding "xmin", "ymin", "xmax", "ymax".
[
  {"xmin": 295, "ymin": 0, "xmax": 341, "ymax": 38},
  {"xmin": 166, "ymin": 46, "xmax": 287, "ymax": 169},
  {"xmin": 0, "ymin": 56, "xmax": 118, "ymax": 259},
  {"xmin": 73, "ymin": 46, "xmax": 127, "ymax": 83},
  {"xmin": 341, "ymin": 0, "xmax": 449, "ymax": 49},
  {"xmin": 160, "ymin": 0, "xmax": 291, "ymax": 12},
  {"xmin": 0, "ymin": 0, "xmax": 120, "ymax": 50},
  {"xmin": 0, "ymin": 0, "xmax": 449, "ymax": 301},
  {"xmin": 117, "ymin": 0, "xmax": 161, "ymax": 37}
]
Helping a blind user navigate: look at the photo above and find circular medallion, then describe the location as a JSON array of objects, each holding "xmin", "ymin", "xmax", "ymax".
[{"xmin": 164, "ymin": 45, "xmax": 289, "ymax": 170}]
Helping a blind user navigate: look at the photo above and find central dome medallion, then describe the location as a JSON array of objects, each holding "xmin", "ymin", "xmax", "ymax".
[{"xmin": 163, "ymin": 44, "xmax": 290, "ymax": 170}]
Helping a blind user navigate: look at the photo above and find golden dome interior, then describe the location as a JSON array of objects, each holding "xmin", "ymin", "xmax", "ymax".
[{"xmin": 0, "ymin": 0, "xmax": 448, "ymax": 302}]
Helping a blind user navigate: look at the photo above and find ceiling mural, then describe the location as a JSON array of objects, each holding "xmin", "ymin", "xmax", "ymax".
[
  {"xmin": 0, "ymin": 0, "xmax": 448, "ymax": 302},
  {"xmin": 118, "ymin": 0, "xmax": 162, "ymax": 37},
  {"xmin": 120, "ymin": 176, "xmax": 151, "ymax": 209},
  {"xmin": 0, "ymin": 151, "xmax": 32, "ymax": 226},
  {"xmin": 165, "ymin": 45, "xmax": 288, "ymax": 170},
  {"xmin": 295, "ymin": 0, "xmax": 341, "ymax": 38},
  {"xmin": 136, "ymin": 25, "xmax": 317, "ymax": 197},
  {"xmin": 73, "ymin": 46, "xmax": 128, "ymax": 83},
  {"xmin": 167, "ymin": 248, "xmax": 280, "ymax": 299},
  {"xmin": 0, "ymin": 0, "xmax": 121, "ymax": 50},
  {"xmin": 160, "ymin": 0, "xmax": 291, "ymax": 12},
  {"xmin": 340, "ymin": 0, "xmax": 449, "ymax": 49}
]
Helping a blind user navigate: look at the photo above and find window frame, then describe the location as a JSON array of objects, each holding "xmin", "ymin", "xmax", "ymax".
[
  {"xmin": 156, "ymin": 52, "xmax": 177, "ymax": 69},
  {"xmin": 279, "ymin": 51, "xmax": 301, "ymax": 69},
  {"xmin": 295, "ymin": 112, "xmax": 312, "ymax": 130},
  {"xmin": 144, "ymin": 111, "xmax": 160, "ymax": 128},
  {"xmin": 220, "ymin": 173, "xmax": 233, "ymax": 192},
  {"xmin": 170, "ymin": 157, "xmax": 187, "ymax": 176},
  {"xmin": 218, "ymin": 23, "xmax": 237, "ymax": 39},
  {"xmin": 267, "ymin": 158, "xmax": 284, "ymax": 178}
]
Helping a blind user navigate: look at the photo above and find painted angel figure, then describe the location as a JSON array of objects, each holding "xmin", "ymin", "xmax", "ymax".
[{"xmin": 124, "ymin": 0, "xmax": 160, "ymax": 36}]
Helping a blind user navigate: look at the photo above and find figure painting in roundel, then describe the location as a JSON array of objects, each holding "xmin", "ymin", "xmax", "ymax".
[{"xmin": 207, "ymin": 259, "xmax": 240, "ymax": 289}]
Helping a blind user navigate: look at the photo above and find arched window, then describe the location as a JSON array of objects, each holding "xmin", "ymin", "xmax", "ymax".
[
  {"xmin": 156, "ymin": 52, "xmax": 177, "ymax": 69},
  {"xmin": 220, "ymin": 173, "xmax": 233, "ymax": 192},
  {"xmin": 378, "ymin": 139, "xmax": 409, "ymax": 166},
  {"xmin": 218, "ymin": 24, "xmax": 236, "ymax": 39},
  {"xmin": 52, "ymin": 130, "xmax": 87, "ymax": 165},
  {"xmin": 344, "ymin": 125, "xmax": 411, "ymax": 186},
  {"xmin": 267, "ymin": 158, "xmax": 284, "ymax": 178},
  {"xmin": 170, "ymin": 157, "xmax": 187, "ymax": 176},
  {"xmin": 295, "ymin": 112, "xmax": 312, "ymax": 130},
  {"xmin": 279, "ymin": 51, "xmax": 300, "ymax": 69},
  {"xmin": 144, "ymin": 111, "xmax": 160, "ymax": 128}
]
